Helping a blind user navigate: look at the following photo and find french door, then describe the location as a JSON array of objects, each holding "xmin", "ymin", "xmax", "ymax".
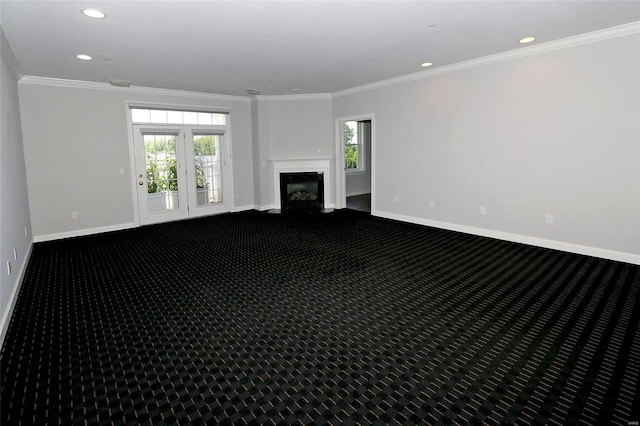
[{"xmin": 133, "ymin": 124, "xmax": 233, "ymax": 225}]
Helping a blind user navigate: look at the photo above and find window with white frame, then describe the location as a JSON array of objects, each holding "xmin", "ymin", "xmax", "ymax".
[
  {"xmin": 344, "ymin": 121, "xmax": 365, "ymax": 172},
  {"xmin": 131, "ymin": 108, "xmax": 227, "ymax": 125}
]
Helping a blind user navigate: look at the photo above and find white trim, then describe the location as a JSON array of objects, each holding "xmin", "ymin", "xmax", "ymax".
[
  {"xmin": 31, "ymin": 207, "xmax": 260, "ymax": 242},
  {"xmin": 231, "ymin": 204, "xmax": 258, "ymax": 213},
  {"xmin": 127, "ymin": 103, "xmax": 235, "ymax": 225},
  {"xmin": 346, "ymin": 190, "xmax": 370, "ymax": 198},
  {"xmin": 0, "ymin": 242, "xmax": 33, "ymax": 348},
  {"xmin": 256, "ymin": 93, "xmax": 333, "ymax": 102},
  {"xmin": 12, "ymin": 22, "xmax": 639, "ymax": 102},
  {"xmin": 33, "ymin": 222, "xmax": 137, "ymax": 243},
  {"xmin": 18, "ymin": 76, "xmax": 250, "ymax": 103},
  {"xmin": 376, "ymin": 210, "xmax": 640, "ymax": 266},
  {"xmin": 333, "ymin": 22, "xmax": 640, "ymax": 98},
  {"xmin": 128, "ymin": 102, "xmax": 232, "ymax": 115},
  {"xmin": 335, "ymin": 114, "xmax": 375, "ymax": 210},
  {"xmin": 125, "ymin": 103, "xmax": 142, "ymax": 228},
  {"xmin": 256, "ymin": 204, "xmax": 277, "ymax": 212},
  {"xmin": 14, "ymin": 22, "xmax": 638, "ymax": 103},
  {"xmin": 1, "ymin": 27, "xmax": 23, "ymax": 80}
]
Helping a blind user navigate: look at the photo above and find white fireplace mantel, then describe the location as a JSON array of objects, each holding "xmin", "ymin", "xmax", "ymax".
[{"xmin": 272, "ymin": 158, "xmax": 332, "ymax": 209}]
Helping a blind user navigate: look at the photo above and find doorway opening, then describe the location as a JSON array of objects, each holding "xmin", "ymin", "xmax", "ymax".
[
  {"xmin": 129, "ymin": 106, "xmax": 233, "ymax": 225},
  {"xmin": 336, "ymin": 116, "xmax": 374, "ymax": 213}
]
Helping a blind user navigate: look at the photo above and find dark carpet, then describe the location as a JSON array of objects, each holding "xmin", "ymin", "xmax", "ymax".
[{"xmin": 1, "ymin": 209, "xmax": 638, "ymax": 425}]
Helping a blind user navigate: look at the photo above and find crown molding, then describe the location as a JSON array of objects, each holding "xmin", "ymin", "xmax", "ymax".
[
  {"xmin": 11, "ymin": 21, "xmax": 639, "ymax": 102},
  {"xmin": 333, "ymin": 21, "xmax": 640, "ymax": 98},
  {"xmin": 1, "ymin": 27, "xmax": 24, "ymax": 80},
  {"xmin": 18, "ymin": 76, "xmax": 250, "ymax": 103},
  {"xmin": 251, "ymin": 93, "xmax": 332, "ymax": 102}
]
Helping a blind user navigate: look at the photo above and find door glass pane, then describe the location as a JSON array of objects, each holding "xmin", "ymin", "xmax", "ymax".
[
  {"xmin": 144, "ymin": 134, "xmax": 180, "ymax": 213},
  {"xmin": 193, "ymin": 134, "xmax": 222, "ymax": 206}
]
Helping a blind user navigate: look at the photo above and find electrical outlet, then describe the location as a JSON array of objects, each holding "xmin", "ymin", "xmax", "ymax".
[
  {"xmin": 480, "ymin": 206, "xmax": 487, "ymax": 215},
  {"xmin": 394, "ymin": 195, "xmax": 399, "ymax": 203},
  {"xmin": 428, "ymin": 200, "xmax": 435, "ymax": 208},
  {"xmin": 71, "ymin": 211, "xmax": 79, "ymax": 220},
  {"xmin": 545, "ymin": 214, "xmax": 554, "ymax": 225}
]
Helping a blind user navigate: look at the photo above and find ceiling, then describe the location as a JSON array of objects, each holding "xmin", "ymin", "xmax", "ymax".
[{"xmin": 1, "ymin": 1, "xmax": 639, "ymax": 97}]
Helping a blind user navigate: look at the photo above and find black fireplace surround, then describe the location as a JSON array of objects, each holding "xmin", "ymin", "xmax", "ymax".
[{"xmin": 280, "ymin": 172, "xmax": 325, "ymax": 212}]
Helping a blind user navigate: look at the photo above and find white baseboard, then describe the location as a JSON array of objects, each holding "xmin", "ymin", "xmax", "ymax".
[
  {"xmin": 0, "ymin": 242, "xmax": 33, "ymax": 348},
  {"xmin": 346, "ymin": 190, "xmax": 371, "ymax": 197},
  {"xmin": 255, "ymin": 204, "xmax": 276, "ymax": 211},
  {"xmin": 30, "ymin": 211, "xmax": 639, "ymax": 265},
  {"xmin": 34, "ymin": 222, "xmax": 138, "ymax": 243},
  {"xmin": 254, "ymin": 202, "xmax": 336, "ymax": 212},
  {"xmin": 231, "ymin": 204, "xmax": 260, "ymax": 212},
  {"xmin": 32, "ymin": 208, "xmax": 262, "ymax": 242},
  {"xmin": 376, "ymin": 210, "xmax": 640, "ymax": 265}
]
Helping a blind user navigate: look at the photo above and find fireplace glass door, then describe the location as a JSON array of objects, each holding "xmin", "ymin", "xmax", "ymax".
[{"xmin": 280, "ymin": 172, "xmax": 325, "ymax": 211}]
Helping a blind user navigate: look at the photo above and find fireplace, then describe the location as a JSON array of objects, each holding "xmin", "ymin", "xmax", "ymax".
[
  {"xmin": 271, "ymin": 158, "xmax": 331, "ymax": 211},
  {"xmin": 280, "ymin": 172, "xmax": 324, "ymax": 212}
]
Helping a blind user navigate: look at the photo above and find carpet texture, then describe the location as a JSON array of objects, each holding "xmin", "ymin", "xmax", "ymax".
[{"xmin": 1, "ymin": 209, "xmax": 639, "ymax": 425}]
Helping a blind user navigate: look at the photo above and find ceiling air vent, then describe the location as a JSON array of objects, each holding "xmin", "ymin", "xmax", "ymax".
[{"xmin": 109, "ymin": 79, "xmax": 131, "ymax": 87}]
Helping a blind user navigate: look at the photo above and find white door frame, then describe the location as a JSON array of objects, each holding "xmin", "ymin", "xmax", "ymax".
[
  {"xmin": 334, "ymin": 113, "xmax": 375, "ymax": 212},
  {"xmin": 133, "ymin": 125, "xmax": 189, "ymax": 225},
  {"xmin": 185, "ymin": 124, "xmax": 235, "ymax": 218},
  {"xmin": 130, "ymin": 122, "xmax": 234, "ymax": 226}
]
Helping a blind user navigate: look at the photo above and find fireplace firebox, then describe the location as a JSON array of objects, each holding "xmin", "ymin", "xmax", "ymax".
[{"xmin": 280, "ymin": 172, "xmax": 324, "ymax": 212}]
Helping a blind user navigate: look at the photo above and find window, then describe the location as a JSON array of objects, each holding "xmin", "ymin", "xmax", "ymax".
[
  {"xmin": 131, "ymin": 108, "xmax": 227, "ymax": 125},
  {"xmin": 344, "ymin": 121, "xmax": 365, "ymax": 172}
]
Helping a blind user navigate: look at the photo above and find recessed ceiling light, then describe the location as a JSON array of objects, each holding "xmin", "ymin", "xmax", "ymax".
[
  {"xmin": 76, "ymin": 54, "xmax": 92, "ymax": 61},
  {"xmin": 421, "ymin": 62, "xmax": 433, "ymax": 67},
  {"xmin": 519, "ymin": 36, "xmax": 536, "ymax": 44},
  {"xmin": 82, "ymin": 8, "xmax": 106, "ymax": 19}
]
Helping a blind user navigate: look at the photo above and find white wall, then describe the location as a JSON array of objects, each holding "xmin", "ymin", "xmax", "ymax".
[
  {"xmin": 18, "ymin": 81, "xmax": 254, "ymax": 239},
  {"xmin": 11, "ymin": 25, "xmax": 640, "ymax": 264},
  {"xmin": 251, "ymin": 95, "xmax": 334, "ymax": 208},
  {"xmin": 333, "ymin": 30, "xmax": 640, "ymax": 262},
  {"xmin": 267, "ymin": 96, "xmax": 333, "ymax": 160},
  {"xmin": 0, "ymin": 30, "xmax": 32, "ymax": 343},
  {"xmin": 250, "ymin": 97, "xmax": 271, "ymax": 208},
  {"xmin": 18, "ymin": 84, "xmax": 333, "ymax": 235}
]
